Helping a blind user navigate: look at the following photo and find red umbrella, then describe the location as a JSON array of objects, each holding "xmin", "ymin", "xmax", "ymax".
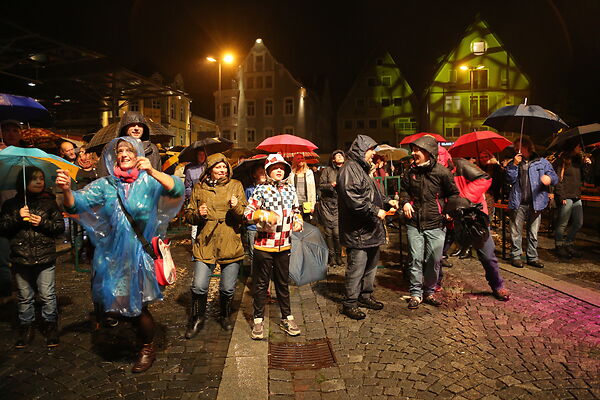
[
  {"xmin": 400, "ymin": 132, "xmax": 446, "ymax": 145},
  {"xmin": 448, "ymin": 131, "xmax": 512, "ymax": 158},
  {"xmin": 256, "ymin": 134, "xmax": 317, "ymax": 154}
]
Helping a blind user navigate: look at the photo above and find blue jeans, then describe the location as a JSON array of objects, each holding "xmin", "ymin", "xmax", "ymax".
[
  {"xmin": 509, "ymin": 205, "xmax": 541, "ymax": 261},
  {"xmin": 407, "ymin": 226, "xmax": 445, "ymax": 298},
  {"xmin": 343, "ymin": 247, "xmax": 380, "ymax": 308},
  {"xmin": 555, "ymin": 199, "xmax": 583, "ymax": 247},
  {"xmin": 243, "ymin": 229, "xmax": 257, "ymax": 275},
  {"xmin": 191, "ymin": 261, "xmax": 240, "ymax": 296},
  {"xmin": 14, "ymin": 263, "xmax": 58, "ymax": 324}
]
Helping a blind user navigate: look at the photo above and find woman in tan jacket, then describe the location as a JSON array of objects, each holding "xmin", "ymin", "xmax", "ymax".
[{"xmin": 184, "ymin": 153, "xmax": 247, "ymax": 337}]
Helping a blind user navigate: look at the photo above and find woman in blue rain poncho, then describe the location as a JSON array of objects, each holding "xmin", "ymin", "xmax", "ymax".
[{"xmin": 55, "ymin": 136, "xmax": 184, "ymax": 373}]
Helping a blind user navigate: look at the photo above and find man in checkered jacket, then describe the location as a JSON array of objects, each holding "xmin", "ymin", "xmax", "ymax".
[{"xmin": 244, "ymin": 154, "xmax": 303, "ymax": 339}]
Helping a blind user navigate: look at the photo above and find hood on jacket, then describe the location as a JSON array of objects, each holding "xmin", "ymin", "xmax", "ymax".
[
  {"xmin": 200, "ymin": 152, "xmax": 233, "ymax": 184},
  {"xmin": 103, "ymin": 136, "xmax": 145, "ymax": 178},
  {"xmin": 412, "ymin": 135, "xmax": 439, "ymax": 158},
  {"xmin": 265, "ymin": 153, "xmax": 291, "ymax": 180},
  {"xmin": 347, "ymin": 135, "xmax": 378, "ymax": 169},
  {"xmin": 329, "ymin": 149, "xmax": 345, "ymax": 168},
  {"xmin": 117, "ymin": 111, "xmax": 150, "ymax": 141}
]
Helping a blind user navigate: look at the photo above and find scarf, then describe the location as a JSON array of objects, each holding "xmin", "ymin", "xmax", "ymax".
[{"xmin": 113, "ymin": 166, "xmax": 139, "ymax": 183}]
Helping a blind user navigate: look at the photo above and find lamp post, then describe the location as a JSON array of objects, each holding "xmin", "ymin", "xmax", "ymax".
[
  {"xmin": 207, "ymin": 54, "xmax": 234, "ymax": 125},
  {"xmin": 460, "ymin": 64, "xmax": 484, "ymax": 131}
]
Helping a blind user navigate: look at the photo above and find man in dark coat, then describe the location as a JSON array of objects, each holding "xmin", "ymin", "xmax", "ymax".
[
  {"xmin": 401, "ymin": 135, "xmax": 459, "ymax": 309},
  {"xmin": 337, "ymin": 135, "xmax": 398, "ymax": 320},
  {"xmin": 317, "ymin": 149, "xmax": 345, "ymax": 267}
]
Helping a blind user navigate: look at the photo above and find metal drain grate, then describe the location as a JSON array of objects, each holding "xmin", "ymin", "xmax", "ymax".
[{"xmin": 269, "ymin": 339, "xmax": 337, "ymax": 370}]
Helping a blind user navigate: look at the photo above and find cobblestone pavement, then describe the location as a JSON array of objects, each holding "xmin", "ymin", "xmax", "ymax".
[
  {"xmin": 266, "ymin": 247, "xmax": 600, "ymax": 400},
  {"xmin": 0, "ymin": 239, "xmax": 243, "ymax": 400}
]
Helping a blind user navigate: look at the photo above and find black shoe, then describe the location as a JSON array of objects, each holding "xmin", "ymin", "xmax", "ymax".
[
  {"xmin": 441, "ymin": 258, "xmax": 453, "ymax": 268},
  {"xmin": 511, "ymin": 259, "xmax": 523, "ymax": 268},
  {"xmin": 219, "ymin": 293, "xmax": 234, "ymax": 331},
  {"xmin": 555, "ymin": 246, "xmax": 572, "ymax": 260},
  {"xmin": 527, "ymin": 260, "xmax": 544, "ymax": 268},
  {"xmin": 341, "ymin": 306, "xmax": 366, "ymax": 320},
  {"xmin": 185, "ymin": 291, "xmax": 207, "ymax": 339},
  {"xmin": 45, "ymin": 321, "xmax": 59, "ymax": 348},
  {"xmin": 566, "ymin": 246, "xmax": 582, "ymax": 258},
  {"xmin": 15, "ymin": 324, "xmax": 33, "ymax": 349},
  {"xmin": 358, "ymin": 296, "xmax": 384, "ymax": 310},
  {"xmin": 423, "ymin": 295, "xmax": 442, "ymax": 307}
]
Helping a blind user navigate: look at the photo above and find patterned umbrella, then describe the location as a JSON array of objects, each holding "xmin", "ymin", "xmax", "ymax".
[
  {"xmin": 20, "ymin": 127, "xmax": 62, "ymax": 147},
  {"xmin": 86, "ymin": 120, "xmax": 175, "ymax": 152}
]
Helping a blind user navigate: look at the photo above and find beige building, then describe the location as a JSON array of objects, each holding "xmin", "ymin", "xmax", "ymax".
[
  {"xmin": 214, "ymin": 39, "xmax": 333, "ymax": 151},
  {"xmin": 190, "ymin": 115, "xmax": 219, "ymax": 142}
]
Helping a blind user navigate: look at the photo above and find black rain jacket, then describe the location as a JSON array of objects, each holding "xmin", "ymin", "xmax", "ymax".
[{"xmin": 316, "ymin": 149, "xmax": 344, "ymax": 229}]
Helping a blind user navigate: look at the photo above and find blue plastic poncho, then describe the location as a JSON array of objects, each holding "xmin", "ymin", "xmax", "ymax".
[{"xmin": 68, "ymin": 137, "xmax": 184, "ymax": 317}]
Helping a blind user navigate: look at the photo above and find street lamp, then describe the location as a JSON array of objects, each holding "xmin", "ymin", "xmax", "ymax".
[{"xmin": 207, "ymin": 54, "xmax": 235, "ymax": 123}]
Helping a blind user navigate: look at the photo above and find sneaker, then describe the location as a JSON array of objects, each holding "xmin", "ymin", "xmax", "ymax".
[
  {"xmin": 527, "ymin": 260, "xmax": 544, "ymax": 268},
  {"xmin": 279, "ymin": 315, "xmax": 301, "ymax": 336},
  {"xmin": 423, "ymin": 295, "xmax": 442, "ymax": 307},
  {"xmin": 493, "ymin": 288, "xmax": 511, "ymax": 301},
  {"xmin": 510, "ymin": 259, "xmax": 523, "ymax": 268},
  {"xmin": 408, "ymin": 296, "xmax": 421, "ymax": 309},
  {"xmin": 358, "ymin": 296, "xmax": 384, "ymax": 310},
  {"xmin": 251, "ymin": 318, "xmax": 264, "ymax": 340},
  {"xmin": 341, "ymin": 306, "xmax": 366, "ymax": 320}
]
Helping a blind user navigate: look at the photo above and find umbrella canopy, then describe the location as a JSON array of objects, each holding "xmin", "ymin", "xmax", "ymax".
[
  {"xmin": 483, "ymin": 104, "xmax": 568, "ymax": 135},
  {"xmin": 178, "ymin": 137, "xmax": 235, "ymax": 163},
  {"xmin": 375, "ymin": 144, "xmax": 409, "ymax": 161},
  {"xmin": 232, "ymin": 154, "xmax": 268, "ymax": 184},
  {"xmin": 0, "ymin": 146, "xmax": 80, "ymax": 190},
  {"xmin": 289, "ymin": 222, "xmax": 328, "ymax": 286},
  {"xmin": 400, "ymin": 132, "xmax": 446, "ymax": 145},
  {"xmin": 256, "ymin": 134, "xmax": 317, "ymax": 154},
  {"xmin": 448, "ymin": 131, "xmax": 512, "ymax": 158},
  {"xmin": 86, "ymin": 120, "xmax": 175, "ymax": 152},
  {"xmin": 0, "ymin": 94, "xmax": 50, "ymax": 122},
  {"xmin": 20, "ymin": 127, "xmax": 63, "ymax": 147},
  {"xmin": 547, "ymin": 123, "xmax": 600, "ymax": 151}
]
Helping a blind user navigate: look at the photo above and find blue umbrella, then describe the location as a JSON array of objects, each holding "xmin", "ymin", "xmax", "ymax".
[
  {"xmin": 483, "ymin": 104, "xmax": 568, "ymax": 136},
  {"xmin": 0, "ymin": 147, "xmax": 80, "ymax": 202},
  {"xmin": 289, "ymin": 222, "xmax": 328, "ymax": 286},
  {"xmin": 0, "ymin": 93, "xmax": 50, "ymax": 122}
]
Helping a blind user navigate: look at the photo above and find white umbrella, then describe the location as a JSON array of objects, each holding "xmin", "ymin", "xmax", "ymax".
[{"xmin": 375, "ymin": 144, "xmax": 409, "ymax": 161}]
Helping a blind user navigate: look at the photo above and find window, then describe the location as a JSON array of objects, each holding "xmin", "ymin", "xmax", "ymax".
[
  {"xmin": 381, "ymin": 76, "xmax": 391, "ymax": 86},
  {"xmin": 356, "ymin": 120, "xmax": 365, "ymax": 129},
  {"xmin": 222, "ymin": 103, "xmax": 230, "ymax": 117},
  {"xmin": 368, "ymin": 119, "xmax": 377, "ymax": 129},
  {"xmin": 256, "ymin": 76, "xmax": 263, "ymax": 89},
  {"xmin": 222, "ymin": 130, "xmax": 231, "ymax": 140},
  {"xmin": 445, "ymin": 126, "xmax": 461, "ymax": 137},
  {"xmin": 233, "ymin": 100, "xmax": 238, "ymax": 115},
  {"xmin": 247, "ymin": 77, "xmax": 254, "ymax": 89},
  {"xmin": 265, "ymin": 75, "xmax": 273, "ymax": 88},
  {"xmin": 471, "ymin": 40, "xmax": 487, "ymax": 55},
  {"xmin": 470, "ymin": 95, "xmax": 489, "ymax": 118},
  {"xmin": 284, "ymin": 126, "xmax": 294, "ymax": 134},
  {"xmin": 170, "ymin": 102, "xmax": 176, "ymax": 118},
  {"xmin": 247, "ymin": 101, "xmax": 255, "ymax": 117},
  {"xmin": 449, "ymin": 69, "xmax": 457, "ymax": 83},
  {"xmin": 445, "ymin": 95, "xmax": 461, "ymax": 113},
  {"xmin": 381, "ymin": 119, "xmax": 390, "ymax": 128},
  {"xmin": 265, "ymin": 56, "xmax": 273, "ymax": 71},
  {"xmin": 247, "ymin": 129, "xmax": 256, "ymax": 142},
  {"xmin": 264, "ymin": 127, "xmax": 274, "ymax": 138},
  {"xmin": 471, "ymin": 69, "xmax": 488, "ymax": 89},
  {"xmin": 396, "ymin": 117, "xmax": 416, "ymax": 133},
  {"xmin": 356, "ymin": 98, "xmax": 365, "ymax": 108},
  {"xmin": 284, "ymin": 98, "xmax": 294, "ymax": 115},
  {"xmin": 381, "ymin": 98, "xmax": 390, "ymax": 107},
  {"xmin": 393, "ymin": 97, "xmax": 402, "ymax": 107},
  {"xmin": 344, "ymin": 120, "xmax": 352, "ymax": 130},
  {"xmin": 180, "ymin": 105, "xmax": 185, "ymax": 121},
  {"xmin": 367, "ymin": 77, "xmax": 377, "ymax": 87},
  {"xmin": 129, "ymin": 101, "xmax": 139, "ymax": 112},
  {"xmin": 151, "ymin": 99, "xmax": 161, "ymax": 109},
  {"xmin": 255, "ymin": 55, "xmax": 264, "ymax": 71},
  {"xmin": 376, "ymin": 58, "xmax": 384, "ymax": 66},
  {"xmin": 264, "ymin": 99, "xmax": 273, "ymax": 116}
]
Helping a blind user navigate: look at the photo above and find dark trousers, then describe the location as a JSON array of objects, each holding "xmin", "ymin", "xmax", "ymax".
[
  {"xmin": 323, "ymin": 224, "xmax": 342, "ymax": 263},
  {"xmin": 343, "ymin": 247, "xmax": 380, "ymax": 308},
  {"xmin": 253, "ymin": 249, "xmax": 291, "ymax": 319}
]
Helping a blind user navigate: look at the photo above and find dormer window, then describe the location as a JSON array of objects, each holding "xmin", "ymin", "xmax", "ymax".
[{"xmin": 471, "ymin": 41, "xmax": 487, "ymax": 55}]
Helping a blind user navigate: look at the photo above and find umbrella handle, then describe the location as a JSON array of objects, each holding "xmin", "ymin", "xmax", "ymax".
[{"xmin": 22, "ymin": 164, "xmax": 29, "ymax": 221}]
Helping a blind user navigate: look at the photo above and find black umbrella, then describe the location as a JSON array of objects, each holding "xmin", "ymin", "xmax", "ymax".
[
  {"xmin": 232, "ymin": 154, "xmax": 268, "ymax": 185},
  {"xmin": 547, "ymin": 123, "xmax": 600, "ymax": 151},
  {"xmin": 484, "ymin": 104, "xmax": 568, "ymax": 135},
  {"xmin": 178, "ymin": 137, "xmax": 234, "ymax": 163},
  {"xmin": 86, "ymin": 120, "xmax": 175, "ymax": 153}
]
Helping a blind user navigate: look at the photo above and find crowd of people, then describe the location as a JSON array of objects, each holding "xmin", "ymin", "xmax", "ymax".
[{"xmin": 0, "ymin": 113, "xmax": 596, "ymax": 374}]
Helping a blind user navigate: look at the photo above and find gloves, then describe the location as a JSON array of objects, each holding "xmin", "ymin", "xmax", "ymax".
[{"xmin": 252, "ymin": 210, "xmax": 279, "ymax": 225}]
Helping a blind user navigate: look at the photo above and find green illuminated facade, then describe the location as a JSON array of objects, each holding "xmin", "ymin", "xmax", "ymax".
[
  {"xmin": 425, "ymin": 19, "xmax": 530, "ymax": 140},
  {"xmin": 337, "ymin": 51, "xmax": 417, "ymax": 150}
]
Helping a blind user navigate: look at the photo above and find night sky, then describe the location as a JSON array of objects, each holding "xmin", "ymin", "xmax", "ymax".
[{"xmin": 2, "ymin": 0, "xmax": 599, "ymax": 125}]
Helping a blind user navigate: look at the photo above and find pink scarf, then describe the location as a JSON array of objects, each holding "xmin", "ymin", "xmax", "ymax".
[{"xmin": 113, "ymin": 166, "xmax": 139, "ymax": 183}]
